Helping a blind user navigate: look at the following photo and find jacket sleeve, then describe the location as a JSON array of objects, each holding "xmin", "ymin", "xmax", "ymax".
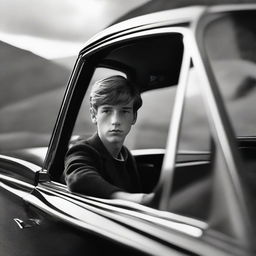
[{"xmin": 64, "ymin": 142, "xmax": 122, "ymax": 198}]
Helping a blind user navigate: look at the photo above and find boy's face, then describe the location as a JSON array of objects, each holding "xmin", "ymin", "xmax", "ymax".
[{"xmin": 91, "ymin": 100, "xmax": 136, "ymax": 146}]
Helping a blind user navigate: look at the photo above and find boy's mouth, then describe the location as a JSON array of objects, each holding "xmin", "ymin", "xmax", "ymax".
[{"xmin": 109, "ymin": 129, "xmax": 122, "ymax": 134}]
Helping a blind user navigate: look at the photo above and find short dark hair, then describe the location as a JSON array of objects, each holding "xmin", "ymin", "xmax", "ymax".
[{"xmin": 90, "ymin": 75, "xmax": 142, "ymax": 112}]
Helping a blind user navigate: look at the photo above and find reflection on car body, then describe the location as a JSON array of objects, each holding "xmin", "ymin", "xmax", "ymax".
[{"xmin": 0, "ymin": 4, "xmax": 256, "ymax": 256}]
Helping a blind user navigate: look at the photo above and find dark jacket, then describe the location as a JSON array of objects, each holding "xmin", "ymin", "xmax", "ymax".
[{"xmin": 65, "ymin": 133, "xmax": 142, "ymax": 198}]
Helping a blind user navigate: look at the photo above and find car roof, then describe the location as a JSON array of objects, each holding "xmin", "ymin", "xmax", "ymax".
[
  {"xmin": 79, "ymin": 4, "xmax": 256, "ymax": 56},
  {"xmin": 79, "ymin": 6, "xmax": 204, "ymax": 55},
  {"xmin": 112, "ymin": 0, "xmax": 256, "ymax": 24},
  {"xmin": 78, "ymin": 4, "xmax": 256, "ymax": 93},
  {"xmin": 78, "ymin": 6, "xmax": 203, "ymax": 93}
]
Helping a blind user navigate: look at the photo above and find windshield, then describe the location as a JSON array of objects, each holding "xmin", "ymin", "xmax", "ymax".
[{"xmin": 204, "ymin": 10, "xmax": 256, "ymax": 138}]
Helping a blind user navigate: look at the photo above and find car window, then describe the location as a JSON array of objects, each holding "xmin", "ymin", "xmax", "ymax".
[
  {"xmin": 178, "ymin": 67, "xmax": 211, "ymax": 152},
  {"xmin": 204, "ymin": 11, "xmax": 256, "ymax": 138},
  {"xmin": 73, "ymin": 67, "xmax": 176, "ymax": 151},
  {"xmin": 72, "ymin": 33, "xmax": 184, "ymax": 151},
  {"xmin": 73, "ymin": 58, "xmax": 211, "ymax": 153},
  {"xmin": 202, "ymin": 10, "xmax": 256, "ymax": 219}
]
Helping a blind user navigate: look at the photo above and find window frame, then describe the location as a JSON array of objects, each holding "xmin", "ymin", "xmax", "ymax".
[{"xmin": 44, "ymin": 28, "xmax": 187, "ymax": 184}]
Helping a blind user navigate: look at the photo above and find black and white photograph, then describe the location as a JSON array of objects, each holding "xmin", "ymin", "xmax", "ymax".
[{"xmin": 0, "ymin": 0, "xmax": 256, "ymax": 255}]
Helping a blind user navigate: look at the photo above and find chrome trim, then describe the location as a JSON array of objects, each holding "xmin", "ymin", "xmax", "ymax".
[
  {"xmin": 38, "ymin": 184, "xmax": 204, "ymax": 239},
  {"xmin": 36, "ymin": 184, "xmax": 208, "ymax": 255},
  {"xmin": 82, "ymin": 27, "xmax": 191, "ymax": 58},
  {"xmin": 39, "ymin": 182, "xmax": 207, "ymax": 233},
  {"xmin": 0, "ymin": 154, "xmax": 41, "ymax": 172},
  {"xmin": 0, "ymin": 174, "xmax": 35, "ymax": 190},
  {"xmin": 0, "ymin": 180, "xmax": 34, "ymax": 198},
  {"xmin": 28, "ymin": 190, "xmax": 176, "ymax": 255}
]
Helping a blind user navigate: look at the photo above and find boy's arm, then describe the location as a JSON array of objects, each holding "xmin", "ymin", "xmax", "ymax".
[
  {"xmin": 65, "ymin": 141, "xmax": 154, "ymax": 204},
  {"xmin": 65, "ymin": 143, "xmax": 122, "ymax": 198}
]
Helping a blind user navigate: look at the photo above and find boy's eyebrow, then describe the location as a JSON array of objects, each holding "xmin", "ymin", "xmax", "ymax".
[
  {"xmin": 100, "ymin": 105, "xmax": 133, "ymax": 111},
  {"xmin": 122, "ymin": 106, "xmax": 133, "ymax": 109},
  {"xmin": 101, "ymin": 105, "xmax": 133, "ymax": 109}
]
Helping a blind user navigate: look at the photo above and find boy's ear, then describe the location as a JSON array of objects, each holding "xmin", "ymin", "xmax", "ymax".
[
  {"xmin": 132, "ymin": 112, "xmax": 137, "ymax": 125},
  {"xmin": 90, "ymin": 108, "xmax": 97, "ymax": 124}
]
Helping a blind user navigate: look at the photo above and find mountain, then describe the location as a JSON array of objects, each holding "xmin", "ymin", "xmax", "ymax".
[{"xmin": 0, "ymin": 41, "xmax": 71, "ymax": 151}]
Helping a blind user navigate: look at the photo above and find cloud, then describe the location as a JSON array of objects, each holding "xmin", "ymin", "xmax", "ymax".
[
  {"xmin": 0, "ymin": 0, "xmax": 149, "ymax": 59},
  {"xmin": 0, "ymin": 0, "xmax": 149, "ymax": 41}
]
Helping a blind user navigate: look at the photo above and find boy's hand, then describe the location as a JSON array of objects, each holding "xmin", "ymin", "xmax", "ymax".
[
  {"xmin": 141, "ymin": 192, "xmax": 155, "ymax": 205},
  {"xmin": 111, "ymin": 191, "xmax": 155, "ymax": 205}
]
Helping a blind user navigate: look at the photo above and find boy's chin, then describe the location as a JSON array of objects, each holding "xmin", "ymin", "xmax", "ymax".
[{"xmin": 107, "ymin": 135, "xmax": 124, "ymax": 144}]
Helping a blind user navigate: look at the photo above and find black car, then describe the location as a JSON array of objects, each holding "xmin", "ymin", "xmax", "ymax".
[{"xmin": 1, "ymin": 4, "xmax": 256, "ymax": 256}]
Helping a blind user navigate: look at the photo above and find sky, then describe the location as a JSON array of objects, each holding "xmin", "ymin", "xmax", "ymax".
[{"xmin": 0, "ymin": 0, "xmax": 149, "ymax": 59}]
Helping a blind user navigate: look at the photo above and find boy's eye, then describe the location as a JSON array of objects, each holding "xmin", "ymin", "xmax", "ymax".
[{"xmin": 122, "ymin": 108, "xmax": 132, "ymax": 113}]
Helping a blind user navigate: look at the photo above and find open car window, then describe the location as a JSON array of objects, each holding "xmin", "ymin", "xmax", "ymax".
[
  {"xmin": 73, "ymin": 71, "xmax": 176, "ymax": 151},
  {"xmin": 66, "ymin": 33, "xmax": 185, "ymax": 199}
]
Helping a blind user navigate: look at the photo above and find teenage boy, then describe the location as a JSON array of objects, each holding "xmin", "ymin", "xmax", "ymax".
[{"xmin": 65, "ymin": 75, "xmax": 153, "ymax": 204}]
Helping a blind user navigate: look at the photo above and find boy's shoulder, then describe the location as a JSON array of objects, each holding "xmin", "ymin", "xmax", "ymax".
[
  {"xmin": 68, "ymin": 133, "xmax": 109, "ymax": 157},
  {"xmin": 67, "ymin": 134, "xmax": 100, "ymax": 155}
]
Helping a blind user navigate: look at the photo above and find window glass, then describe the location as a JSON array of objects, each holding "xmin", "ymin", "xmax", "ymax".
[
  {"xmin": 178, "ymin": 67, "xmax": 211, "ymax": 152},
  {"xmin": 204, "ymin": 11, "xmax": 256, "ymax": 138},
  {"xmin": 203, "ymin": 11, "xmax": 256, "ymax": 211},
  {"xmin": 168, "ymin": 66, "xmax": 213, "ymax": 221}
]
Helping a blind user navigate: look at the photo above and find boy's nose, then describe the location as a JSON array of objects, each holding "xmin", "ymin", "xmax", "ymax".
[{"xmin": 111, "ymin": 111, "xmax": 121, "ymax": 125}]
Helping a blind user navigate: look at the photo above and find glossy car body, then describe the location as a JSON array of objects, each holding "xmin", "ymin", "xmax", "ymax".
[{"xmin": 1, "ymin": 4, "xmax": 256, "ymax": 256}]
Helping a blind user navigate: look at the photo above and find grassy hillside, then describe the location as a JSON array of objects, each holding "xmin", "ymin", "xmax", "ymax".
[{"xmin": 0, "ymin": 41, "xmax": 71, "ymax": 151}]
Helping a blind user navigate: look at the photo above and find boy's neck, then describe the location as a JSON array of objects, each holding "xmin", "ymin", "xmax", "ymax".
[
  {"xmin": 105, "ymin": 143, "xmax": 122, "ymax": 158},
  {"xmin": 98, "ymin": 134, "xmax": 123, "ymax": 158}
]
